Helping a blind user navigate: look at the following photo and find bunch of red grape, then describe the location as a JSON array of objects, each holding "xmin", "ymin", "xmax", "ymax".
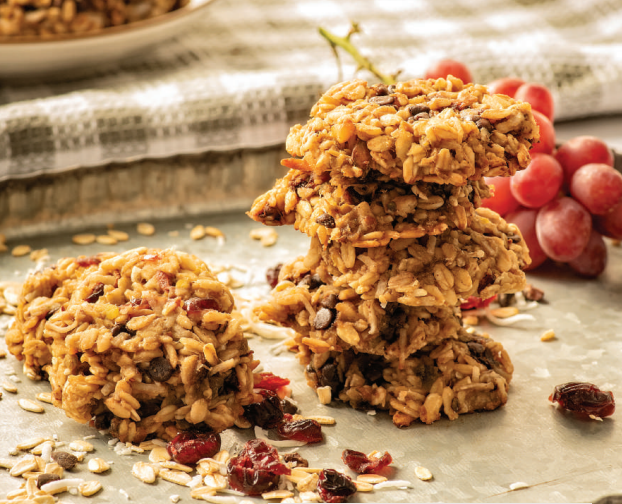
[{"xmin": 425, "ymin": 61, "xmax": 621, "ymax": 277}]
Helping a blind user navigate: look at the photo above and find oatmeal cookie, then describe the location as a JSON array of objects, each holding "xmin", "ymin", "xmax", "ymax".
[
  {"xmin": 40, "ymin": 248, "xmax": 255, "ymax": 443},
  {"xmin": 302, "ymin": 329, "xmax": 513, "ymax": 427},
  {"xmin": 283, "ymin": 78, "xmax": 538, "ymax": 185},
  {"xmin": 248, "ymin": 168, "xmax": 490, "ymax": 247}
]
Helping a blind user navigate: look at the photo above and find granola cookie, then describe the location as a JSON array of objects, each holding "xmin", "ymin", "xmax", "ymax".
[
  {"xmin": 283, "ymin": 78, "xmax": 538, "ymax": 185},
  {"xmin": 248, "ymin": 168, "xmax": 490, "ymax": 247}
]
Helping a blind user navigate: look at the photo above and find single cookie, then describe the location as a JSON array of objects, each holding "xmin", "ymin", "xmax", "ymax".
[{"xmin": 283, "ymin": 78, "xmax": 538, "ymax": 185}]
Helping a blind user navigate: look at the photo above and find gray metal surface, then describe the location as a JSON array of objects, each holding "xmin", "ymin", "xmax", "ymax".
[{"xmin": 0, "ymin": 210, "xmax": 621, "ymax": 503}]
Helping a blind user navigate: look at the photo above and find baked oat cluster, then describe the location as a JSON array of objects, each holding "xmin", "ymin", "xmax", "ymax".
[
  {"xmin": 7, "ymin": 248, "xmax": 257, "ymax": 443},
  {"xmin": 250, "ymin": 77, "xmax": 536, "ymax": 427},
  {"xmin": 0, "ymin": 0, "xmax": 189, "ymax": 38}
]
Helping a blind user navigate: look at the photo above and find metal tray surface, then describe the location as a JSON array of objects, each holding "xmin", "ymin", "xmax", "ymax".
[{"xmin": 0, "ymin": 211, "xmax": 621, "ymax": 503}]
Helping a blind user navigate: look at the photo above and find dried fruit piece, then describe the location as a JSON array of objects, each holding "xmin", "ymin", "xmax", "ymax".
[
  {"xmin": 341, "ymin": 450, "xmax": 392, "ymax": 474},
  {"xmin": 317, "ymin": 469, "xmax": 357, "ymax": 503},
  {"xmin": 243, "ymin": 389, "xmax": 284, "ymax": 429},
  {"xmin": 460, "ymin": 295, "xmax": 497, "ymax": 311},
  {"xmin": 51, "ymin": 451, "xmax": 79, "ymax": 470},
  {"xmin": 254, "ymin": 372, "xmax": 291, "ymax": 392},
  {"xmin": 227, "ymin": 439, "xmax": 291, "ymax": 496},
  {"xmin": 36, "ymin": 473, "xmax": 60, "ymax": 489},
  {"xmin": 549, "ymin": 382, "xmax": 615, "ymax": 418},
  {"xmin": 266, "ymin": 264, "xmax": 283, "ymax": 288},
  {"xmin": 167, "ymin": 431, "xmax": 221, "ymax": 465},
  {"xmin": 277, "ymin": 418, "xmax": 323, "ymax": 444}
]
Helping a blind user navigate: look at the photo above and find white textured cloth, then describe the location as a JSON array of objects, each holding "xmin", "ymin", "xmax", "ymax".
[{"xmin": 1, "ymin": 0, "xmax": 622, "ymax": 181}]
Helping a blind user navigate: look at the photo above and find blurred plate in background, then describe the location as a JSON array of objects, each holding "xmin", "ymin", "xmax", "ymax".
[{"xmin": 0, "ymin": 0, "xmax": 215, "ymax": 79}]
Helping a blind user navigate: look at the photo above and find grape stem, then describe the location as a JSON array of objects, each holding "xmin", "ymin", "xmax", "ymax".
[{"xmin": 318, "ymin": 23, "xmax": 397, "ymax": 85}]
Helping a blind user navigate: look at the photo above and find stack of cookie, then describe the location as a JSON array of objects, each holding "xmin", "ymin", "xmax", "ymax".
[{"xmin": 250, "ymin": 77, "xmax": 537, "ymax": 427}]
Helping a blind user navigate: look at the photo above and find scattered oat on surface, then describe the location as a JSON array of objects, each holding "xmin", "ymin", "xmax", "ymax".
[
  {"xmin": 36, "ymin": 392, "xmax": 53, "ymax": 404},
  {"xmin": 148, "ymin": 446, "xmax": 171, "ymax": 463},
  {"xmin": 168, "ymin": 230, "xmax": 180, "ymax": 237},
  {"xmin": 250, "ymin": 228, "xmax": 278, "ymax": 247},
  {"xmin": 137, "ymin": 222, "xmax": 156, "ymax": 236},
  {"xmin": 69, "ymin": 440, "xmax": 94, "ymax": 452},
  {"xmin": 540, "ymin": 329, "xmax": 556, "ymax": 342},
  {"xmin": 9, "ymin": 457, "xmax": 38, "ymax": 477},
  {"xmin": 190, "ymin": 225, "xmax": 207, "ymax": 240},
  {"xmin": 79, "ymin": 480, "xmax": 102, "ymax": 496},
  {"xmin": 354, "ymin": 480, "xmax": 374, "ymax": 492},
  {"xmin": 132, "ymin": 461, "xmax": 158, "ymax": 484},
  {"xmin": 30, "ymin": 248, "xmax": 49, "ymax": 262},
  {"xmin": 357, "ymin": 474, "xmax": 387, "ymax": 484},
  {"xmin": 18, "ymin": 398, "xmax": 44, "ymax": 413},
  {"xmin": 108, "ymin": 229, "xmax": 130, "ymax": 241},
  {"xmin": 12, "ymin": 245, "xmax": 32, "ymax": 257},
  {"xmin": 87, "ymin": 458, "xmax": 110, "ymax": 473},
  {"xmin": 72, "ymin": 233, "xmax": 96, "ymax": 245},
  {"xmin": 414, "ymin": 466, "xmax": 433, "ymax": 481},
  {"xmin": 204, "ymin": 226, "xmax": 225, "ymax": 238},
  {"xmin": 261, "ymin": 489, "xmax": 294, "ymax": 500},
  {"xmin": 16, "ymin": 437, "xmax": 47, "ymax": 451},
  {"xmin": 96, "ymin": 234, "xmax": 118, "ymax": 245},
  {"xmin": 159, "ymin": 468, "xmax": 193, "ymax": 486}
]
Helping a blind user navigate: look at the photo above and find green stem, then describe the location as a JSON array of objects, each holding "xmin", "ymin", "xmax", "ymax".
[{"xmin": 319, "ymin": 25, "xmax": 396, "ymax": 85}]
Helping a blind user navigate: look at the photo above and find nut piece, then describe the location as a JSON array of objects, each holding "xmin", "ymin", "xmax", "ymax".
[
  {"xmin": 87, "ymin": 458, "xmax": 110, "ymax": 473},
  {"xmin": 190, "ymin": 225, "xmax": 206, "ymax": 240},
  {"xmin": 72, "ymin": 234, "xmax": 96, "ymax": 245},
  {"xmin": 137, "ymin": 223, "xmax": 156, "ymax": 236},
  {"xmin": 414, "ymin": 465, "xmax": 433, "ymax": 481},
  {"xmin": 18, "ymin": 399, "xmax": 44, "ymax": 413},
  {"xmin": 69, "ymin": 440, "xmax": 94, "ymax": 452},
  {"xmin": 12, "ymin": 245, "xmax": 32, "ymax": 257},
  {"xmin": 540, "ymin": 329, "xmax": 556, "ymax": 342},
  {"xmin": 132, "ymin": 461, "xmax": 157, "ymax": 484},
  {"xmin": 79, "ymin": 480, "xmax": 102, "ymax": 497},
  {"xmin": 316, "ymin": 386, "xmax": 332, "ymax": 405},
  {"xmin": 51, "ymin": 451, "xmax": 79, "ymax": 470}
]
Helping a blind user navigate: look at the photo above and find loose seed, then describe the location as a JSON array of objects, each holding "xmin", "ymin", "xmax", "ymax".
[
  {"xmin": 414, "ymin": 465, "xmax": 433, "ymax": 481},
  {"xmin": 18, "ymin": 399, "xmax": 44, "ymax": 413},
  {"xmin": 36, "ymin": 392, "xmax": 53, "ymax": 404},
  {"xmin": 107, "ymin": 229, "xmax": 129, "ymax": 241},
  {"xmin": 72, "ymin": 234, "xmax": 96, "ymax": 245},
  {"xmin": 540, "ymin": 329, "xmax": 556, "ymax": 342},
  {"xmin": 11, "ymin": 245, "xmax": 32, "ymax": 257},
  {"xmin": 137, "ymin": 223, "xmax": 155, "ymax": 236},
  {"xmin": 132, "ymin": 461, "xmax": 157, "ymax": 484},
  {"xmin": 69, "ymin": 440, "xmax": 93, "ymax": 452},
  {"xmin": 79, "ymin": 480, "xmax": 102, "ymax": 496},
  {"xmin": 96, "ymin": 235, "xmax": 117, "ymax": 245},
  {"xmin": 87, "ymin": 458, "xmax": 110, "ymax": 473},
  {"xmin": 190, "ymin": 225, "xmax": 206, "ymax": 240}
]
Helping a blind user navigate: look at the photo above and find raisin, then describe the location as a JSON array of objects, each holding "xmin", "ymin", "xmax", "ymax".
[
  {"xmin": 378, "ymin": 303, "xmax": 406, "ymax": 344},
  {"xmin": 523, "ymin": 284, "xmax": 545, "ymax": 302},
  {"xmin": 111, "ymin": 323, "xmax": 136, "ymax": 337},
  {"xmin": 167, "ymin": 431, "xmax": 221, "ymax": 465},
  {"xmin": 313, "ymin": 308, "xmax": 334, "ymax": 330},
  {"xmin": 183, "ymin": 297, "xmax": 219, "ymax": 315},
  {"xmin": 243, "ymin": 389, "xmax": 284, "ymax": 429},
  {"xmin": 341, "ymin": 449, "xmax": 392, "ymax": 474},
  {"xmin": 148, "ymin": 357, "xmax": 174, "ymax": 382},
  {"xmin": 282, "ymin": 452, "xmax": 308, "ymax": 468},
  {"xmin": 85, "ymin": 282, "xmax": 105, "ymax": 303},
  {"xmin": 92, "ymin": 411, "xmax": 114, "ymax": 430},
  {"xmin": 227, "ymin": 439, "xmax": 291, "ymax": 496},
  {"xmin": 316, "ymin": 213, "xmax": 336, "ymax": 229},
  {"xmin": 51, "ymin": 451, "xmax": 78, "ymax": 470},
  {"xmin": 254, "ymin": 372, "xmax": 290, "ymax": 392},
  {"xmin": 298, "ymin": 274, "xmax": 323, "ymax": 290},
  {"xmin": 259, "ymin": 204, "xmax": 283, "ymax": 224},
  {"xmin": 277, "ymin": 418, "xmax": 323, "ymax": 444},
  {"xmin": 316, "ymin": 362, "xmax": 343, "ymax": 393},
  {"xmin": 36, "ymin": 473, "xmax": 60, "ymax": 489},
  {"xmin": 266, "ymin": 263, "xmax": 283, "ymax": 288},
  {"xmin": 549, "ymin": 382, "xmax": 615, "ymax": 418},
  {"xmin": 317, "ymin": 469, "xmax": 357, "ymax": 503},
  {"xmin": 357, "ymin": 355, "xmax": 385, "ymax": 386},
  {"xmin": 372, "ymin": 84, "xmax": 389, "ymax": 96}
]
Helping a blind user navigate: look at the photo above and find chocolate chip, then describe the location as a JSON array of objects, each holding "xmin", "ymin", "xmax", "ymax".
[
  {"xmin": 281, "ymin": 398, "xmax": 298, "ymax": 415},
  {"xmin": 408, "ymin": 104, "xmax": 430, "ymax": 116},
  {"xmin": 316, "ymin": 213, "xmax": 336, "ymax": 229},
  {"xmin": 408, "ymin": 112, "xmax": 430, "ymax": 122},
  {"xmin": 148, "ymin": 357, "xmax": 174, "ymax": 382},
  {"xmin": 476, "ymin": 118, "xmax": 493, "ymax": 131},
  {"xmin": 369, "ymin": 95, "xmax": 394, "ymax": 105},
  {"xmin": 320, "ymin": 294, "xmax": 339, "ymax": 310},
  {"xmin": 37, "ymin": 473, "xmax": 60, "ymax": 489},
  {"xmin": 313, "ymin": 308, "xmax": 334, "ymax": 330},
  {"xmin": 51, "ymin": 451, "xmax": 78, "ymax": 470},
  {"xmin": 497, "ymin": 293, "xmax": 515, "ymax": 308},
  {"xmin": 298, "ymin": 274, "xmax": 323, "ymax": 290},
  {"xmin": 282, "ymin": 452, "xmax": 309, "ymax": 468},
  {"xmin": 317, "ymin": 362, "xmax": 342, "ymax": 392}
]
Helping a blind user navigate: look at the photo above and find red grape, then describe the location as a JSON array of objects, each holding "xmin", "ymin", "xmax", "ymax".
[
  {"xmin": 535, "ymin": 197, "xmax": 592, "ymax": 262},
  {"xmin": 487, "ymin": 77, "xmax": 525, "ymax": 98},
  {"xmin": 510, "ymin": 153, "xmax": 563, "ymax": 208},
  {"xmin": 568, "ymin": 229, "xmax": 607, "ymax": 278},
  {"xmin": 570, "ymin": 163, "xmax": 622, "ymax": 215},
  {"xmin": 594, "ymin": 200, "xmax": 622, "ymax": 239},
  {"xmin": 424, "ymin": 59, "xmax": 472, "ymax": 83},
  {"xmin": 481, "ymin": 176, "xmax": 521, "ymax": 216},
  {"xmin": 506, "ymin": 207, "xmax": 548, "ymax": 270},
  {"xmin": 554, "ymin": 136, "xmax": 614, "ymax": 189},
  {"xmin": 529, "ymin": 110, "xmax": 555, "ymax": 155},
  {"xmin": 514, "ymin": 83, "xmax": 555, "ymax": 122}
]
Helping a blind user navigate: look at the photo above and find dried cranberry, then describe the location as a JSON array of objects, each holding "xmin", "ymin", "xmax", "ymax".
[
  {"xmin": 549, "ymin": 382, "xmax": 615, "ymax": 418},
  {"xmin": 183, "ymin": 297, "xmax": 220, "ymax": 315},
  {"xmin": 243, "ymin": 389, "xmax": 284, "ymax": 429},
  {"xmin": 167, "ymin": 431, "xmax": 221, "ymax": 465},
  {"xmin": 76, "ymin": 256, "xmax": 101, "ymax": 267},
  {"xmin": 317, "ymin": 469, "xmax": 357, "ymax": 503},
  {"xmin": 227, "ymin": 439, "xmax": 291, "ymax": 496},
  {"xmin": 277, "ymin": 418, "xmax": 323, "ymax": 444},
  {"xmin": 460, "ymin": 295, "xmax": 497, "ymax": 311},
  {"xmin": 266, "ymin": 263, "xmax": 283, "ymax": 288},
  {"xmin": 155, "ymin": 270, "xmax": 173, "ymax": 290},
  {"xmin": 254, "ymin": 372, "xmax": 290, "ymax": 392},
  {"xmin": 341, "ymin": 449, "xmax": 392, "ymax": 474},
  {"xmin": 85, "ymin": 283, "xmax": 105, "ymax": 303}
]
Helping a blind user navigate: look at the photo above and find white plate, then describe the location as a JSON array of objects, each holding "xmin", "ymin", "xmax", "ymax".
[{"xmin": 0, "ymin": 0, "xmax": 216, "ymax": 79}]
